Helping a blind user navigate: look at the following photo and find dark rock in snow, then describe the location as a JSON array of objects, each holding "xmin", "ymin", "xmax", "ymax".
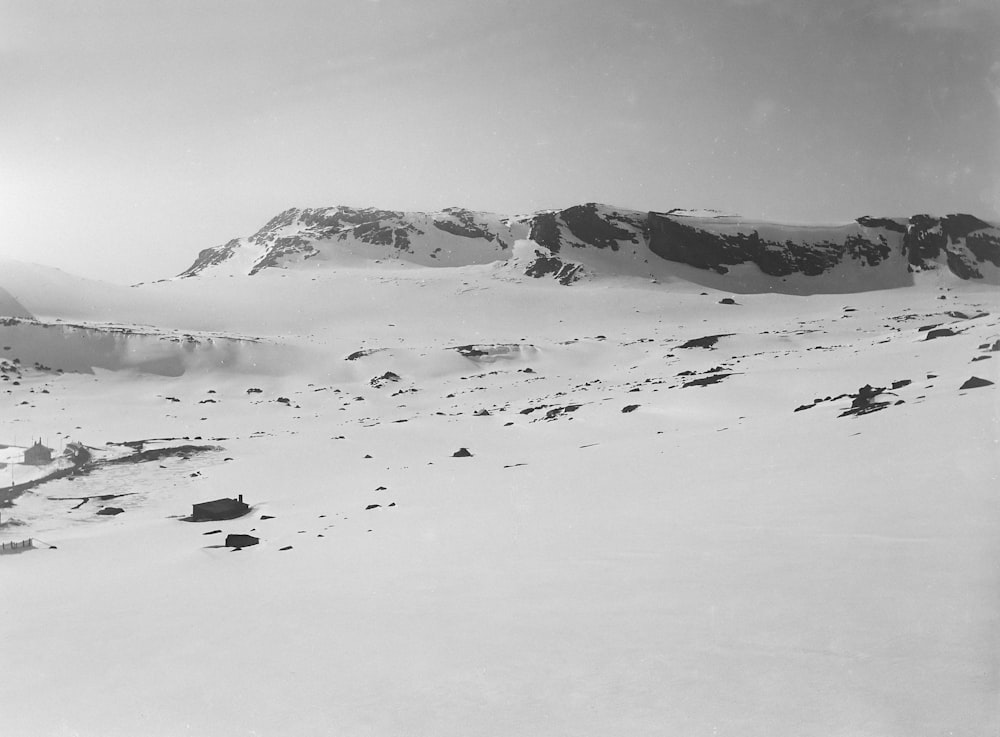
[
  {"xmin": 683, "ymin": 374, "xmax": 732, "ymax": 388},
  {"xmin": 96, "ymin": 507, "xmax": 124, "ymax": 516},
  {"xmin": 225, "ymin": 534, "xmax": 259, "ymax": 548},
  {"xmin": 719, "ymin": 298, "xmax": 737, "ymax": 305},
  {"xmin": 452, "ymin": 447, "xmax": 473, "ymax": 457},
  {"xmin": 544, "ymin": 405, "xmax": 581, "ymax": 420},
  {"xmin": 365, "ymin": 504, "xmax": 381, "ymax": 510},
  {"xmin": 838, "ymin": 384, "xmax": 893, "ymax": 417},
  {"xmin": 679, "ymin": 334, "xmax": 732, "ymax": 350},
  {"xmin": 621, "ymin": 404, "xmax": 640, "ymax": 413},
  {"xmin": 925, "ymin": 328, "xmax": 957, "ymax": 340},
  {"xmin": 959, "ymin": 376, "xmax": 994, "ymax": 390},
  {"xmin": 371, "ymin": 371, "xmax": 401, "ymax": 388}
]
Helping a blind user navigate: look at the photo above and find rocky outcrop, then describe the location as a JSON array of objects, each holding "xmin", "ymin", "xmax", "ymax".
[
  {"xmin": 646, "ymin": 214, "xmax": 891, "ymax": 276},
  {"xmin": 646, "ymin": 211, "xmax": 998, "ymax": 281}
]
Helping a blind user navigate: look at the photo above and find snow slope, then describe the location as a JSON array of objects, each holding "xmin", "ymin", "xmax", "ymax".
[{"xmin": 0, "ymin": 241, "xmax": 998, "ymax": 736}]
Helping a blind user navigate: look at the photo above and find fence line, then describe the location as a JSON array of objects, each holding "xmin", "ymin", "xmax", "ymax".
[{"xmin": 0, "ymin": 538, "xmax": 33, "ymax": 553}]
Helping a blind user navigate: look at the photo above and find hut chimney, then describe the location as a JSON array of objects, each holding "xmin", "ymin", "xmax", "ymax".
[{"xmin": 238, "ymin": 494, "xmax": 243, "ymax": 503}]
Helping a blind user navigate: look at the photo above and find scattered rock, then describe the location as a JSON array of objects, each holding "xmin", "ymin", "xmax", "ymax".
[
  {"xmin": 452, "ymin": 447, "xmax": 473, "ymax": 457},
  {"xmin": 683, "ymin": 374, "xmax": 732, "ymax": 388},
  {"xmin": 959, "ymin": 376, "xmax": 994, "ymax": 390},
  {"xmin": 365, "ymin": 504, "xmax": 381, "ymax": 510},
  {"xmin": 96, "ymin": 507, "xmax": 124, "ymax": 516},
  {"xmin": 371, "ymin": 371, "xmax": 401, "ymax": 388},
  {"xmin": 543, "ymin": 404, "xmax": 581, "ymax": 420},
  {"xmin": 925, "ymin": 328, "xmax": 956, "ymax": 340},
  {"xmin": 679, "ymin": 334, "xmax": 732, "ymax": 350},
  {"xmin": 839, "ymin": 384, "xmax": 892, "ymax": 417},
  {"xmin": 225, "ymin": 534, "xmax": 259, "ymax": 548},
  {"xmin": 621, "ymin": 404, "xmax": 640, "ymax": 413}
]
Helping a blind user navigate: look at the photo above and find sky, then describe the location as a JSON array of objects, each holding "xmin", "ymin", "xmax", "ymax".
[{"xmin": 2, "ymin": 0, "xmax": 999, "ymax": 283}]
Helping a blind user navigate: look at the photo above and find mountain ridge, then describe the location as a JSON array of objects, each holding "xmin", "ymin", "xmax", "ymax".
[{"xmin": 177, "ymin": 202, "xmax": 1000, "ymax": 292}]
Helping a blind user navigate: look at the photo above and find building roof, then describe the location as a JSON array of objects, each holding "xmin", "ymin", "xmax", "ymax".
[{"xmin": 191, "ymin": 497, "xmax": 249, "ymax": 520}]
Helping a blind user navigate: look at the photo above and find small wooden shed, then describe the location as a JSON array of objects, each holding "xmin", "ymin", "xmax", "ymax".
[
  {"xmin": 190, "ymin": 494, "xmax": 249, "ymax": 521},
  {"xmin": 23, "ymin": 441, "xmax": 53, "ymax": 466}
]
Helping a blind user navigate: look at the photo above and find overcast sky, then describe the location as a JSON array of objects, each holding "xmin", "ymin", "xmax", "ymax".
[{"xmin": 3, "ymin": 0, "xmax": 999, "ymax": 283}]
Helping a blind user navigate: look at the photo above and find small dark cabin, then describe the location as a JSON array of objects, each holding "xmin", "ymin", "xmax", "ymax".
[
  {"xmin": 191, "ymin": 494, "xmax": 249, "ymax": 521},
  {"xmin": 23, "ymin": 441, "xmax": 53, "ymax": 466}
]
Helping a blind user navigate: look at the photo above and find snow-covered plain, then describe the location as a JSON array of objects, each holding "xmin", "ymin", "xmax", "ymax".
[{"xmin": 0, "ymin": 253, "xmax": 997, "ymax": 737}]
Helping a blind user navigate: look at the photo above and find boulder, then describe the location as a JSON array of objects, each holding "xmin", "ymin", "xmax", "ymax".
[
  {"xmin": 225, "ymin": 534, "xmax": 259, "ymax": 548},
  {"xmin": 959, "ymin": 376, "xmax": 994, "ymax": 390}
]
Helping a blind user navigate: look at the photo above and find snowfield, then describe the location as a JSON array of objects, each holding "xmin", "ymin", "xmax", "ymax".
[{"xmin": 0, "ymin": 249, "xmax": 997, "ymax": 736}]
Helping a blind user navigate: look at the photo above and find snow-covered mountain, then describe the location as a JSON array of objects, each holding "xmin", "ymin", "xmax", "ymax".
[{"xmin": 178, "ymin": 203, "xmax": 1000, "ymax": 292}]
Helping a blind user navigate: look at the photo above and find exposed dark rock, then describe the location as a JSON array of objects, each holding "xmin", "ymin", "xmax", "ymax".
[
  {"xmin": 524, "ymin": 255, "xmax": 584, "ymax": 285},
  {"xmin": 683, "ymin": 373, "xmax": 732, "ymax": 388},
  {"xmin": 925, "ymin": 328, "xmax": 957, "ymax": 340},
  {"xmin": 719, "ymin": 298, "xmax": 737, "ymax": 305},
  {"xmin": 96, "ymin": 507, "xmax": 124, "ymax": 516},
  {"xmin": 430, "ymin": 208, "xmax": 507, "ymax": 247},
  {"xmin": 346, "ymin": 348, "xmax": 383, "ymax": 361},
  {"xmin": 225, "ymin": 534, "xmax": 259, "ymax": 548},
  {"xmin": 454, "ymin": 345, "xmax": 488, "ymax": 358},
  {"xmin": 940, "ymin": 213, "xmax": 993, "ymax": 240},
  {"xmin": 679, "ymin": 334, "xmax": 731, "ymax": 349},
  {"xmin": 365, "ymin": 504, "xmax": 381, "ymax": 510},
  {"xmin": 452, "ymin": 447, "xmax": 473, "ymax": 457},
  {"xmin": 370, "ymin": 371, "xmax": 401, "ymax": 388},
  {"xmin": 856, "ymin": 216, "xmax": 907, "ymax": 233},
  {"xmin": 558, "ymin": 203, "xmax": 641, "ymax": 251},
  {"xmin": 543, "ymin": 405, "xmax": 581, "ymax": 420},
  {"xmin": 966, "ymin": 231, "xmax": 1000, "ymax": 267},
  {"xmin": 250, "ymin": 236, "xmax": 317, "ymax": 275},
  {"xmin": 959, "ymin": 376, "xmax": 994, "ymax": 390},
  {"xmin": 528, "ymin": 212, "xmax": 562, "ymax": 253},
  {"xmin": 838, "ymin": 384, "xmax": 892, "ymax": 417},
  {"xmin": 646, "ymin": 214, "xmax": 890, "ymax": 276},
  {"xmin": 621, "ymin": 404, "xmax": 640, "ymax": 413}
]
